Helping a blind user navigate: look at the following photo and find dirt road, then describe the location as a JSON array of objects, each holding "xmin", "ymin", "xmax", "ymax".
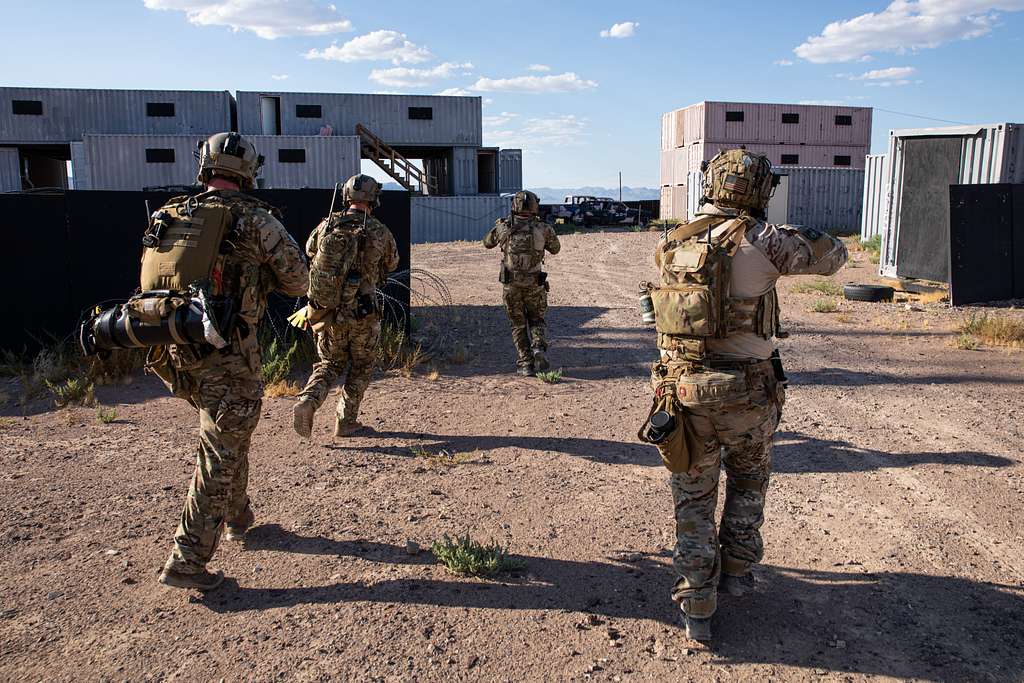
[{"xmin": 1, "ymin": 232, "xmax": 1022, "ymax": 681}]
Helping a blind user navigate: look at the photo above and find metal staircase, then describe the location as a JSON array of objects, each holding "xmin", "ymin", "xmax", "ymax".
[{"xmin": 355, "ymin": 123, "xmax": 436, "ymax": 195}]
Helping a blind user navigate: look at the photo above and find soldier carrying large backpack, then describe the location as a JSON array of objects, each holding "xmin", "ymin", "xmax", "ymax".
[
  {"xmin": 81, "ymin": 132, "xmax": 309, "ymax": 590},
  {"xmin": 483, "ymin": 190, "xmax": 561, "ymax": 376},
  {"xmin": 290, "ymin": 174, "xmax": 399, "ymax": 438}
]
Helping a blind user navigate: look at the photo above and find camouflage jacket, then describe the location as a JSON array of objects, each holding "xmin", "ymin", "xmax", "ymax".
[
  {"xmin": 483, "ymin": 215, "xmax": 560, "ymax": 278},
  {"xmin": 306, "ymin": 208, "xmax": 399, "ymax": 309}
]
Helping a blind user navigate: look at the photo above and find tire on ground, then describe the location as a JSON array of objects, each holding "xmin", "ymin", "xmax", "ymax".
[{"xmin": 843, "ymin": 284, "xmax": 895, "ymax": 302}]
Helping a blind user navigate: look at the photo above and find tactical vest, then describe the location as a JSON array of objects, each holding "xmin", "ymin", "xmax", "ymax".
[
  {"xmin": 308, "ymin": 211, "xmax": 366, "ymax": 314},
  {"xmin": 502, "ymin": 217, "xmax": 546, "ymax": 276},
  {"xmin": 650, "ymin": 215, "xmax": 779, "ymax": 364}
]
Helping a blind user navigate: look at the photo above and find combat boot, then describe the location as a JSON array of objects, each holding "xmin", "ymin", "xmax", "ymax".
[
  {"xmin": 533, "ymin": 349, "xmax": 550, "ymax": 372},
  {"xmin": 335, "ymin": 417, "xmax": 364, "ymax": 437},
  {"xmin": 158, "ymin": 566, "xmax": 224, "ymax": 591},
  {"xmin": 719, "ymin": 572, "xmax": 755, "ymax": 597},
  {"xmin": 224, "ymin": 504, "xmax": 255, "ymax": 542},
  {"xmin": 682, "ymin": 614, "xmax": 712, "ymax": 642},
  {"xmin": 293, "ymin": 398, "xmax": 315, "ymax": 438},
  {"xmin": 517, "ymin": 362, "xmax": 535, "ymax": 377}
]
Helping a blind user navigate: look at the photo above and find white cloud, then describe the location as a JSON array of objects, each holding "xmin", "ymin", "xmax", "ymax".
[
  {"xmin": 798, "ymin": 99, "xmax": 846, "ymax": 106},
  {"xmin": 470, "ymin": 72, "xmax": 598, "ymax": 93},
  {"xmin": 773, "ymin": 59, "xmax": 795, "ymax": 66},
  {"xmin": 142, "ymin": 0, "xmax": 352, "ymax": 39},
  {"xmin": 527, "ymin": 64, "xmax": 551, "ymax": 72},
  {"xmin": 435, "ymin": 87, "xmax": 472, "ymax": 96},
  {"xmin": 851, "ymin": 66, "xmax": 917, "ymax": 80},
  {"xmin": 794, "ymin": 0, "xmax": 1024, "ymax": 63},
  {"xmin": 485, "ymin": 114, "xmax": 589, "ymax": 148},
  {"xmin": 483, "ymin": 112, "xmax": 519, "ymax": 128},
  {"xmin": 369, "ymin": 61, "xmax": 474, "ymax": 88},
  {"xmin": 271, "ymin": 74, "xmax": 289, "ymax": 80},
  {"xmin": 599, "ymin": 21, "xmax": 638, "ymax": 38},
  {"xmin": 304, "ymin": 29, "xmax": 432, "ymax": 64}
]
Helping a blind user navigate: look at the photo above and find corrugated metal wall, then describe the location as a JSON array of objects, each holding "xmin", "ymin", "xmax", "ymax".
[
  {"xmin": 0, "ymin": 88, "xmax": 232, "ymax": 144},
  {"xmin": 861, "ymin": 154, "xmax": 888, "ymax": 239},
  {"xmin": 77, "ymin": 134, "xmax": 362, "ymax": 190},
  {"xmin": 785, "ymin": 167, "xmax": 864, "ymax": 234},
  {"xmin": 410, "ymin": 195, "xmax": 511, "ymax": 243},
  {"xmin": 702, "ymin": 101, "xmax": 872, "ymax": 147},
  {"xmin": 451, "ymin": 146, "xmax": 478, "ymax": 195},
  {"xmin": 498, "ymin": 149, "xmax": 523, "ymax": 193},
  {"xmin": 880, "ymin": 123, "xmax": 1023, "ymax": 277},
  {"xmin": 236, "ymin": 92, "xmax": 482, "ymax": 147},
  {"xmin": 0, "ymin": 148, "xmax": 20, "ymax": 192}
]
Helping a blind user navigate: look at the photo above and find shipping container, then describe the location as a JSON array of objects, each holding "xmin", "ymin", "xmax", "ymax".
[
  {"xmin": 236, "ymin": 91, "xmax": 482, "ymax": 147},
  {"xmin": 702, "ymin": 101, "xmax": 871, "ymax": 147},
  {"xmin": 861, "ymin": 154, "xmax": 888, "ymax": 239},
  {"xmin": 498, "ymin": 148, "xmax": 523, "ymax": 193},
  {"xmin": 74, "ymin": 134, "xmax": 361, "ymax": 191},
  {"xmin": 880, "ymin": 123, "xmax": 1023, "ymax": 279},
  {"xmin": 0, "ymin": 148, "xmax": 20, "ymax": 192},
  {"xmin": 410, "ymin": 195, "xmax": 511, "ymax": 243},
  {"xmin": 0, "ymin": 87, "xmax": 233, "ymax": 144}
]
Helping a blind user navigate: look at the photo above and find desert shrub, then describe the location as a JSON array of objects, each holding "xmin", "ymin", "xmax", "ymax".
[
  {"xmin": 536, "ymin": 369, "xmax": 563, "ymax": 384},
  {"xmin": 959, "ymin": 314, "xmax": 1024, "ymax": 348},
  {"xmin": 811, "ymin": 299, "xmax": 838, "ymax": 313},
  {"xmin": 792, "ymin": 279, "xmax": 843, "ymax": 296},
  {"xmin": 431, "ymin": 534, "xmax": 526, "ymax": 576},
  {"xmin": 96, "ymin": 406, "xmax": 118, "ymax": 423}
]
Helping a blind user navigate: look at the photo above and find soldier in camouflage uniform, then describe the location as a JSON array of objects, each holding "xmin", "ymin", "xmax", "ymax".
[
  {"xmin": 292, "ymin": 174, "xmax": 399, "ymax": 438},
  {"xmin": 483, "ymin": 190, "xmax": 561, "ymax": 376},
  {"xmin": 154, "ymin": 133, "xmax": 309, "ymax": 590},
  {"xmin": 643, "ymin": 149, "xmax": 848, "ymax": 640}
]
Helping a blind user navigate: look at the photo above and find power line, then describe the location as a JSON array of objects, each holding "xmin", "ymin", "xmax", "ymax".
[{"xmin": 873, "ymin": 107, "xmax": 971, "ymax": 126}]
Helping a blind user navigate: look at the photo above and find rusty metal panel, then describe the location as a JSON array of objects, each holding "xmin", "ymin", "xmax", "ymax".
[
  {"xmin": 861, "ymin": 154, "xmax": 888, "ymax": 239},
  {"xmin": 498, "ymin": 148, "xmax": 522, "ymax": 193},
  {"xmin": 702, "ymin": 101, "xmax": 871, "ymax": 147},
  {"xmin": 410, "ymin": 195, "xmax": 511, "ymax": 243},
  {"xmin": 236, "ymin": 91, "xmax": 482, "ymax": 147},
  {"xmin": 0, "ymin": 148, "xmax": 20, "ymax": 192},
  {"xmin": 0, "ymin": 88, "xmax": 233, "ymax": 144}
]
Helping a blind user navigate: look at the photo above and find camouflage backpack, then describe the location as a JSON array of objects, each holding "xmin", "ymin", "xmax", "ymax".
[
  {"xmin": 308, "ymin": 211, "xmax": 366, "ymax": 314},
  {"xmin": 649, "ymin": 214, "xmax": 778, "ymax": 363},
  {"xmin": 502, "ymin": 217, "xmax": 546, "ymax": 275}
]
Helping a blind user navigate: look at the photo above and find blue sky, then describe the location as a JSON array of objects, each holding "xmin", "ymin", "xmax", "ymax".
[{"xmin": 2, "ymin": 0, "xmax": 1023, "ymax": 187}]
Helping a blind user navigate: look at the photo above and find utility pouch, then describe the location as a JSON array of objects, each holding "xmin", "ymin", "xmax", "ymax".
[
  {"xmin": 537, "ymin": 272, "xmax": 548, "ymax": 286},
  {"xmin": 499, "ymin": 266, "xmax": 512, "ymax": 285},
  {"xmin": 638, "ymin": 388, "xmax": 692, "ymax": 473},
  {"xmin": 675, "ymin": 369, "xmax": 747, "ymax": 407},
  {"xmin": 650, "ymin": 286, "xmax": 716, "ymax": 337}
]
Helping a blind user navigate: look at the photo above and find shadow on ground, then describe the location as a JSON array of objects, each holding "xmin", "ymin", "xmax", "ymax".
[{"xmin": 202, "ymin": 536, "xmax": 1024, "ymax": 681}]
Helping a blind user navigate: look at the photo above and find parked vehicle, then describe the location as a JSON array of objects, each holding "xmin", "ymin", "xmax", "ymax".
[{"xmin": 570, "ymin": 198, "xmax": 639, "ymax": 226}]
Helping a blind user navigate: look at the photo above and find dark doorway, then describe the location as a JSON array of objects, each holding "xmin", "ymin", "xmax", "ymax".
[
  {"xmin": 18, "ymin": 144, "xmax": 70, "ymax": 190},
  {"xmin": 477, "ymin": 149, "xmax": 497, "ymax": 194}
]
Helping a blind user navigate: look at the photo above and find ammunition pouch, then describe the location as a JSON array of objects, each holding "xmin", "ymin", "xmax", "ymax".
[{"xmin": 80, "ymin": 290, "xmax": 237, "ymax": 356}]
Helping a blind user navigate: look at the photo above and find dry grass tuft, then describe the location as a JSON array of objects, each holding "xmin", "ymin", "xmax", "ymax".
[
  {"xmin": 792, "ymin": 279, "xmax": 843, "ymax": 296},
  {"xmin": 95, "ymin": 406, "xmax": 118, "ymax": 424},
  {"xmin": 916, "ymin": 289, "xmax": 950, "ymax": 305},
  {"xmin": 265, "ymin": 380, "xmax": 302, "ymax": 398},
  {"xmin": 426, "ymin": 367, "xmax": 441, "ymax": 381},
  {"xmin": 811, "ymin": 299, "xmax": 839, "ymax": 314},
  {"xmin": 958, "ymin": 314, "xmax": 1024, "ymax": 349}
]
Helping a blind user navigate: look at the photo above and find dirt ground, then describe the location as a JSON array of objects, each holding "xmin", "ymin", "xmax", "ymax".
[{"xmin": 2, "ymin": 231, "xmax": 1023, "ymax": 682}]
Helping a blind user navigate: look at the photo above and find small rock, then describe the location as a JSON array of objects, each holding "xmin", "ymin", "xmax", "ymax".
[
  {"xmin": 405, "ymin": 540, "xmax": 421, "ymax": 555},
  {"xmin": 121, "ymin": 577, "xmax": 136, "ymax": 585},
  {"xmin": 465, "ymin": 655, "xmax": 479, "ymax": 669},
  {"xmin": 104, "ymin": 549, "xmax": 120, "ymax": 556},
  {"xmin": 46, "ymin": 591, "xmax": 63, "ymax": 601},
  {"xmin": 609, "ymin": 639, "xmax": 622, "ymax": 648},
  {"xmin": 426, "ymin": 643, "xmax": 439, "ymax": 655}
]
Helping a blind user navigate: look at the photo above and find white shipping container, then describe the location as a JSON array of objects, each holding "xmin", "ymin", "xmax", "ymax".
[
  {"xmin": 860, "ymin": 154, "xmax": 888, "ymax": 240},
  {"xmin": 880, "ymin": 123, "xmax": 1023, "ymax": 277}
]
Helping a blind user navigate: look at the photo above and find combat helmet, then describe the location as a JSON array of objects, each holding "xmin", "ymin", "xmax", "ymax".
[
  {"xmin": 702, "ymin": 149, "xmax": 778, "ymax": 212},
  {"xmin": 196, "ymin": 132, "xmax": 263, "ymax": 190},
  {"xmin": 511, "ymin": 190, "xmax": 540, "ymax": 215},
  {"xmin": 342, "ymin": 174, "xmax": 382, "ymax": 208}
]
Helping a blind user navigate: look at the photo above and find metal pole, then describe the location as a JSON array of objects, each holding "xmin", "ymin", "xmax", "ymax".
[{"xmin": 618, "ymin": 172, "xmax": 622, "ymax": 202}]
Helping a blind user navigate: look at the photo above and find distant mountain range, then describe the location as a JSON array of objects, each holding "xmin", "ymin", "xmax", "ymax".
[{"xmin": 528, "ymin": 186, "xmax": 659, "ymax": 204}]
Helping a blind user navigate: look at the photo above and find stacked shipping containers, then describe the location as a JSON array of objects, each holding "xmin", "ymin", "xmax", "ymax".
[{"xmin": 661, "ymin": 101, "xmax": 872, "ymax": 221}]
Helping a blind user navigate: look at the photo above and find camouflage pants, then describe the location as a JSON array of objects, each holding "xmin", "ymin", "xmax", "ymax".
[
  {"xmin": 299, "ymin": 315, "xmax": 381, "ymax": 424},
  {"xmin": 670, "ymin": 362, "xmax": 783, "ymax": 618},
  {"xmin": 502, "ymin": 283, "xmax": 548, "ymax": 366},
  {"xmin": 162, "ymin": 350, "xmax": 262, "ymax": 574}
]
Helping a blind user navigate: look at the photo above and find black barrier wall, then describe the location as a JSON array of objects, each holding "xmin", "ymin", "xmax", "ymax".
[
  {"xmin": 0, "ymin": 189, "xmax": 411, "ymax": 351},
  {"xmin": 949, "ymin": 183, "xmax": 1024, "ymax": 306}
]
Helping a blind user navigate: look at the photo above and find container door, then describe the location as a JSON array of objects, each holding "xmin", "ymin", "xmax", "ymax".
[
  {"xmin": 260, "ymin": 96, "xmax": 282, "ymax": 135},
  {"xmin": 766, "ymin": 175, "xmax": 789, "ymax": 224},
  {"xmin": 895, "ymin": 137, "xmax": 962, "ymax": 281}
]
